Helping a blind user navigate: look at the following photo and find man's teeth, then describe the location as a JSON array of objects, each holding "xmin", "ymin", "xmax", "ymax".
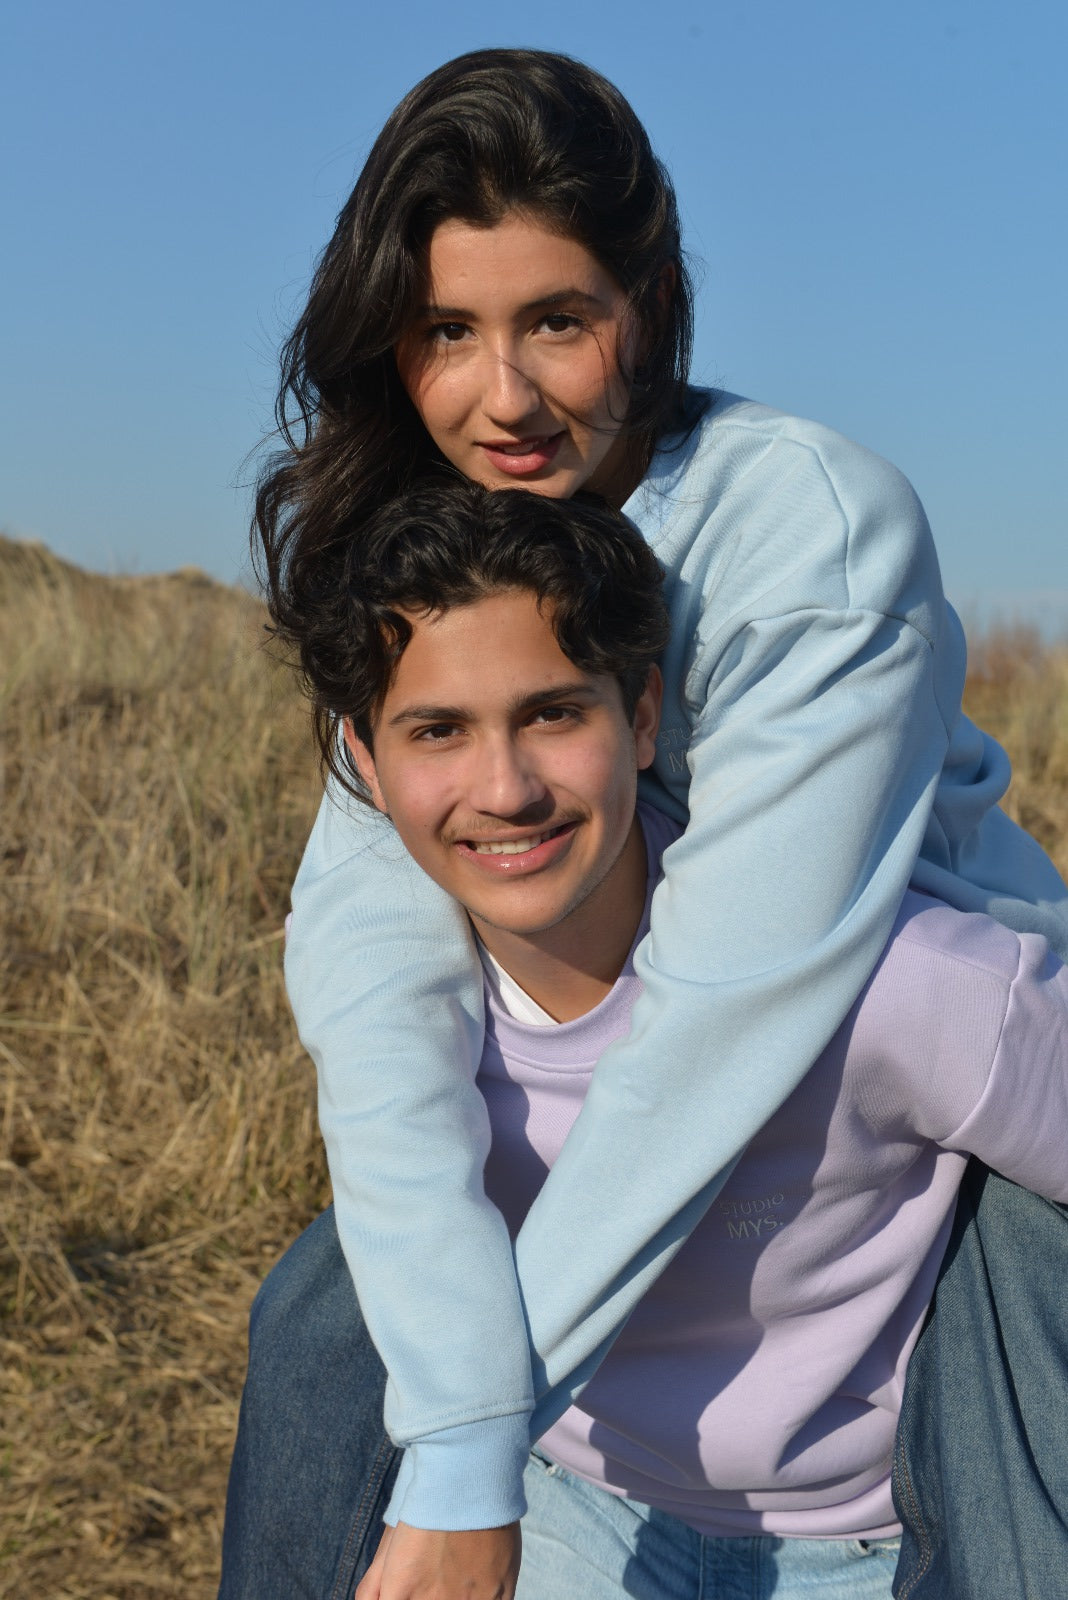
[{"xmin": 471, "ymin": 827, "xmax": 562, "ymax": 856}]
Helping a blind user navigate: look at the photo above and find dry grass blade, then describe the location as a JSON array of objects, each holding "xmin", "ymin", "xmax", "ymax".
[{"xmin": 963, "ymin": 626, "xmax": 1068, "ymax": 878}]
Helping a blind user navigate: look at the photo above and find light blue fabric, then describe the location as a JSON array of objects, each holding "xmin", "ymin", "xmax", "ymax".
[
  {"xmin": 518, "ymin": 1449, "xmax": 900, "ymax": 1599},
  {"xmin": 284, "ymin": 391, "xmax": 1068, "ymax": 1532}
]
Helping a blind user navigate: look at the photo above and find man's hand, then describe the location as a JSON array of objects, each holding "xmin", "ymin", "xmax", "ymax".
[{"xmin": 355, "ymin": 1520, "xmax": 521, "ymax": 1600}]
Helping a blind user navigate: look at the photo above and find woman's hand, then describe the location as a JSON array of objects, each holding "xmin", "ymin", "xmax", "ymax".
[{"xmin": 355, "ymin": 1520, "xmax": 521, "ymax": 1600}]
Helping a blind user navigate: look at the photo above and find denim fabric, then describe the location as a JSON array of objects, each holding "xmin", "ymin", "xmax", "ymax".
[
  {"xmin": 892, "ymin": 1162, "xmax": 1068, "ymax": 1599},
  {"xmin": 219, "ymin": 1177, "xmax": 1068, "ymax": 1599},
  {"xmin": 520, "ymin": 1450, "xmax": 899, "ymax": 1598},
  {"xmin": 218, "ymin": 1207, "xmax": 397, "ymax": 1600}
]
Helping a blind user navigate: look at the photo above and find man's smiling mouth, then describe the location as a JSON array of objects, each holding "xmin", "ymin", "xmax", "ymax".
[{"xmin": 466, "ymin": 823, "xmax": 572, "ymax": 856}]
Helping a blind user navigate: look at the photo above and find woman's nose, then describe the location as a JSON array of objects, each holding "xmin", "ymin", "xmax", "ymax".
[{"xmin": 481, "ymin": 350, "xmax": 543, "ymax": 429}]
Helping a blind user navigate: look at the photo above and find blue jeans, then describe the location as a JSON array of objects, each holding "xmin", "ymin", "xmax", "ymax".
[
  {"xmin": 218, "ymin": 1209, "xmax": 400, "ymax": 1600},
  {"xmin": 520, "ymin": 1449, "xmax": 899, "ymax": 1598},
  {"xmin": 890, "ymin": 1163, "xmax": 1068, "ymax": 1598},
  {"xmin": 218, "ymin": 1167, "xmax": 1068, "ymax": 1600}
]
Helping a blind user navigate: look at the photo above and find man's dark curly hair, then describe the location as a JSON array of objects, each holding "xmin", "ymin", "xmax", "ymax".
[{"xmin": 292, "ymin": 480, "xmax": 670, "ymax": 803}]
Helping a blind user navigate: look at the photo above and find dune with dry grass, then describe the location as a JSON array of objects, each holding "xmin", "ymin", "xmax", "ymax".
[
  {"xmin": 1, "ymin": 534, "xmax": 1066, "ymax": 1598},
  {"xmin": 1, "ymin": 537, "xmax": 324, "ymax": 1597}
]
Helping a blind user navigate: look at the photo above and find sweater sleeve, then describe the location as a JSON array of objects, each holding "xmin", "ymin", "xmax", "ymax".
[
  {"xmin": 919, "ymin": 928, "xmax": 1068, "ymax": 1200},
  {"xmin": 848, "ymin": 899, "xmax": 1068, "ymax": 1199},
  {"xmin": 513, "ymin": 604, "xmax": 954, "ymax": 1432},
  {"xmin": 284, "ymin": 793, "xmax": 535, "ymax": 1530},
  {"xmin": 291, "ymin": 612, "xmax": 951, "ymax": 1527},
  {"xmin": 286, "ymin": 405, "xmax": 1032, "ymax": 1528}
]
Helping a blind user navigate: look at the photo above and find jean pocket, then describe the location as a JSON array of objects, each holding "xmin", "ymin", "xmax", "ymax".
[{"xmin": 850, "ymin": 1535, "xmax": 902, "ymax": 1559}]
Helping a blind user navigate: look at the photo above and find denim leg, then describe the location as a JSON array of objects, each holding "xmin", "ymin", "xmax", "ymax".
[
  {"xmin": 218, "ymin": 1206, "xmax": 398, "ymax": 1600},
  {"xmin": 758, "ymin": 1535, "xmax": 898, "ymax": 1598},
  {"xmin": 892, "ymin": 1162, "xmax": 1068, "ymax": 1599},
  {"xmin": 517, "ymin": 1451, "xmax": 702, "ymax": 1600},
  {"xmin": 520, "ymin": 1451, "xmax": 899, "ymax": 1599}
]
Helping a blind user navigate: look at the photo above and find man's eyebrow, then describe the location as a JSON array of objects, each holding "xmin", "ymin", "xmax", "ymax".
[
  {"xmin": 387, "ymin": 702, "xmax": 470, "ymax": 728},
  {"xmin": 386, "ymin": 683, "xmax": 598, "ymax": 728},
  {"xmin": 414, "ymin": 289, "xmax": 605, "ymax": 320},
  {"xmin": 510, "ymin": 682, "xmax": 598, "ymax": 714}
]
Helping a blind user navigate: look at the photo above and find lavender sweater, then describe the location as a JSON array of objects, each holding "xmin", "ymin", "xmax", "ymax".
[
  {"xmin": 300, "ymin": 394, "xmax": 1068, "ymax": 1529},
  {"xmin": 477, "ymin": 806, "xmax": 1068, "ymax": 1539}
]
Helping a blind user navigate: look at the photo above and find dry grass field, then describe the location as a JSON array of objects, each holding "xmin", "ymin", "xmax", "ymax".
[
  {"xmin": 1, "ymin": 538, "xmax": 324, "ymax": 1597},
  {"xmin": 2, "ymin": 534, "xmax": 1066, "ymax": 1598}
]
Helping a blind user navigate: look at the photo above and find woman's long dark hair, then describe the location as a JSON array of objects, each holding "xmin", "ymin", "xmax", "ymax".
[{"xmin": 254, "ymin": 48, "xmax": 697, "ymax": 652}]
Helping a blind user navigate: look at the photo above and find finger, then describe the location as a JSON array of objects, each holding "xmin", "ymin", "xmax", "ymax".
[{"xmin": 354, "ymin": 1524, "xmax": 393, "ymax": 1600}]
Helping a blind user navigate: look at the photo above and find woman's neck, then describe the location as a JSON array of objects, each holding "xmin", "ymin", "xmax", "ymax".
[{"xmin": 597, "ymin": 433, "xmax": 654, "ymax": 509}]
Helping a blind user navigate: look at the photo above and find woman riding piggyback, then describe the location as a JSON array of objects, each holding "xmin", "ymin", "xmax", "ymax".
[{"xmin": 221, "ymin": 48, "xmax": 1068, "ymax": 1600}]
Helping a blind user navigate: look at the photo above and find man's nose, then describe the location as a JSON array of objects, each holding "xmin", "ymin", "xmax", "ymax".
[{"xmin": 468, "ymin": 736, "xmax": 547, "ymax": 817}]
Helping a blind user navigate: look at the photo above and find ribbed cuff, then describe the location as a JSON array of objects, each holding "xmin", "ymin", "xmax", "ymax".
[{"xmin": 384, "ymin": 1412, "xmax": 532, "ymax": 1530}]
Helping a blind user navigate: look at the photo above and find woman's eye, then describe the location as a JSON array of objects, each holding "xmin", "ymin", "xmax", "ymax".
[
  {"xmin": 541, "ymin": 313, "xmax": 581, "ymax": 334},
  {"xmin": 428, "ymin": 322, "xmax": 469, "ymax": 344}
]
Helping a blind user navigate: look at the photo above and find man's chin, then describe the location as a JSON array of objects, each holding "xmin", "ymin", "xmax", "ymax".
[{"xmin": 467, "ymin": 901, "xmax": 574, "ymax": 942}]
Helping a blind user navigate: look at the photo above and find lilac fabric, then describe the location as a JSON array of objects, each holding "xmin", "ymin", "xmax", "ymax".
[{"xmin": 478, "ymin": 808, "xmax": 1068, "ymax": 1540}]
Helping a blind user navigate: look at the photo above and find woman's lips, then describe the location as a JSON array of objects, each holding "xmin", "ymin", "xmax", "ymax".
[{"xmin": 478, "ymin": 433, "xmax": 564, "ymax": 476}]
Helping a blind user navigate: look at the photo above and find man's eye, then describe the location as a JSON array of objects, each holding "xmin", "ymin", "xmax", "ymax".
[
  {"xmin": 414, "ymin": 723, "xmax": 459, "ymax": 742},
  {"xmin": 532, "ymin": 706, "xmax": 579, "ymax": 725}
]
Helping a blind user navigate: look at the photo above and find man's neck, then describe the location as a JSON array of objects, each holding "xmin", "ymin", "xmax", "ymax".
[{"xmin": 472, "ymin": 816, "xmax": 648, "ymax": 1024}]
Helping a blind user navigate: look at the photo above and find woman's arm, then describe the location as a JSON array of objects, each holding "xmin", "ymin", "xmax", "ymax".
[
  {"xmin": 511, "ymin": 397, "xmax": 1068, "ymax": 1425},
  {"xmin": 355, "ymin": 1523, "xmax": 521, "ymax": 1600},
  {"xmin": 285, "ymin": 796, "xmax": 534, "ymax": 1530},
  {"xmin": 292, "ymin": 612, "xmax": 949, "ymax": 1521},
  {"xmin": 292, "ymin": 401, "xmax": 1067, "ymax": 1532},
  {"xmin": 516, "ymin": 603, "xmax": 955, "ymax": 1427}
]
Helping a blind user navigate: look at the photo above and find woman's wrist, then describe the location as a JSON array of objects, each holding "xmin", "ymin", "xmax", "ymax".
[{"xmin": 385, "ymin": 1414, "xmax": 532, "ymax": 1530}]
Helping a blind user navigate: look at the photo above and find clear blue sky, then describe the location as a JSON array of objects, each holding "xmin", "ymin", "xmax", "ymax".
[{"xmin": 3, "ymin": 0, "xmax": 1065, "ymax": 632}]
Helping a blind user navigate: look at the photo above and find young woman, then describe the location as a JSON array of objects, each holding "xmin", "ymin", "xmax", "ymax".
[{"xmin": 221, "ymin": 48, "xmax": 1068, "ymax": 1600}]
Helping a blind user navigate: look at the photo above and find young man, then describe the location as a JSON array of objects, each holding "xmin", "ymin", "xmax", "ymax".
[{"xmin": 251, "ymin": 482, "xmax": 1067, "ymax": 1600}]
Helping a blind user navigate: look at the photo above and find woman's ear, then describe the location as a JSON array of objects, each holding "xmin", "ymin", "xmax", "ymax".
[
  {"xmin": 342, "ymin": 718, "xmax": 388, "ymax": 813},
  {"xmin": 633, "ymin": 665, "xmax": 663, "ymax": 771},
  {"xmin": 635, "ymin": 262, "xmax": 678, "ymax": 370},
  {"xmin": 654, "ymin": 261, "xmax": 677, "ymax": 321}
]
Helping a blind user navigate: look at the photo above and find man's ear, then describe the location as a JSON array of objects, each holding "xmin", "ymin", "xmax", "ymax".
[
  {"xmin": 342, "ymin": 718, "xmax": 388, "ymax": 813},
  {"xmin": 633, "ymin": 665, "xmax": 663, "ymax": 771}
]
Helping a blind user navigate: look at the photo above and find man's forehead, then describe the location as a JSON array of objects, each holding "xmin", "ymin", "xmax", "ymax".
[{"xmin": 381, "ymin": 589, "xmax": 587, "ymax": 711}]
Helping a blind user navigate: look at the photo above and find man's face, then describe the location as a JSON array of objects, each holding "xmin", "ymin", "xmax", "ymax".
[{"xmin": 345, "ymin": 588, "xmax": 660, "ymax": 944}]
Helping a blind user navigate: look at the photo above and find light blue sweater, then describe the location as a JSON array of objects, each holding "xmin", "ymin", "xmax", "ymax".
[{"xmin": 284, "ymin": 392, "xmax": 1068, "ymax": 1531}]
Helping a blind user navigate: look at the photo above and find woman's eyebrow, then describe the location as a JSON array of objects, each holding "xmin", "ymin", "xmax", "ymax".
[
  {"xmin": 522, "ymin": 290, "xmax": 604, "ymax": 313},
  {"xmin": 414, "ymin": 289, "xmax": 605, "ymax": 320}
]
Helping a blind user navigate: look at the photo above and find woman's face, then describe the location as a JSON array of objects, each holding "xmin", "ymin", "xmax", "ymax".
[{"xmin": 395, "ymin": 212, "xmax": 640, "ymax": 505}]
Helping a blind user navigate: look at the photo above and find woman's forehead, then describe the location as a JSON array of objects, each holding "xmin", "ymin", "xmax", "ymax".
[{"xmin": 414, "ymin": 213, "xmax": 623, "ymax": 309}]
